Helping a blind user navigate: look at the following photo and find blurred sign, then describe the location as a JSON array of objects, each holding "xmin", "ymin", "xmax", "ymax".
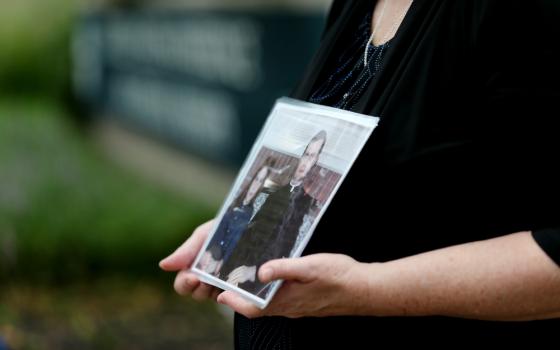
[{"xmin": 73, "ymin": 10, "xmax": 325, "ymax": 166}]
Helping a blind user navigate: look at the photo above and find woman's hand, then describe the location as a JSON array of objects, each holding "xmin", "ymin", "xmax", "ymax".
[
  {"xmin": 227, "ymin": 265, "xmax": 257, "ymax": 286},
  {"xmin": 159, "ymin": 219, "xmax": 222, "ymax": 301},
  {"xmin": 217, "ymin": 253, "xmax": 372, "ymax": 319},
  {"xmin": 162, "ymin": 228, "xmax": 560, "ymax": 321}
]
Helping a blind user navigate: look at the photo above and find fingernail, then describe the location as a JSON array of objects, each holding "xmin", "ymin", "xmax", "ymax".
[{"xmin": 261, "ymin": 267, "xmax": 273, "ymax": 281}]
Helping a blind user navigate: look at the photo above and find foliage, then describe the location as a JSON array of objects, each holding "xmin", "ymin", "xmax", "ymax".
[
  {"xmin": 0, "ymin": 1, "xmax": 75, "ymax": 97},
  {"xmin": 0, "ymin": 99, "xmax": 215, "ymax": 283}
]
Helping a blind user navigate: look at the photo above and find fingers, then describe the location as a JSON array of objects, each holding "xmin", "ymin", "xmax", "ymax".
[
  {"xmin": 174, "ymin": 270, "xmax": 201, "ymax": 295},
  {"xmin": 160, "ymin": 219, "xmax": 215, "ymax": 271},
  {"xmin": 259, "ymin": 256, "xmax": 318, "ymax": 283},
  {"xmin": 191, "ymin": 282, "xmax": 217, "ymax": 301},
  {"xmin": 217, "ymin": 291, "xmax": 264, "ymax": 319},
  {"xmin": 211, "ymin": 288, "xmax": 222, "ymax": 301},
  {"xmin": 174, "ymin": 269, "xmax": 219, "ymax": 301}
]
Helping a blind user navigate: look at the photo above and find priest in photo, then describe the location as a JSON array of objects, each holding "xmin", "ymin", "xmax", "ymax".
[{"xmin": 220, "ymin": 130, "xmax": 328, "ymax": 295}]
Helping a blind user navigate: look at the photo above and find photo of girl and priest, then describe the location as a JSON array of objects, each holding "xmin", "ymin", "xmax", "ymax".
[{"xmin": 196, "ymin": 129, "xmax": 341, "ymax": 297}]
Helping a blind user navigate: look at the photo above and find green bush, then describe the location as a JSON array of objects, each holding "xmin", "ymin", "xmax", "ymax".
[
  {"xmin": 0, "ymin": 1, "xmax": 74, "ymax": 97},
  {"xmin": 0, "ymin": 99, "xmax": 215, "ymax": 283}
]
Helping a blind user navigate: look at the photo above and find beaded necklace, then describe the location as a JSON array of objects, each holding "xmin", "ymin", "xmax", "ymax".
[
  {"xmin": 309, "ymin": 1, "xmax": 413, "ymax": 111},
  {"xmin": 309, "ymin": 11, "xmax": 391, "ymax": 111}
]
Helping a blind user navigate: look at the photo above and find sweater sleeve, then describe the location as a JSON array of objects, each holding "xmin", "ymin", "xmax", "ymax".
[
  {"xmin": 469, "ymin": 0, "xmax": 560, "ymax": 269},
  {"xmin": 531, "ymin": 228, "xmax": 560, "ymax": 268}
]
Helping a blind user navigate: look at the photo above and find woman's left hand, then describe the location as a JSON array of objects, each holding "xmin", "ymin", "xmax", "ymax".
[{"xmin": 217, "ymin": 253, "xmax": 372, "ymax": 319}]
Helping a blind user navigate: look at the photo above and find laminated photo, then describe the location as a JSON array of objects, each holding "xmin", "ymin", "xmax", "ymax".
[{"xmin": 192, "ymin": 97, "xmax": 379, "ymax": 308}]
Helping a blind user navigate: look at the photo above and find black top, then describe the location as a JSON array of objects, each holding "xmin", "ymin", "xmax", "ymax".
[{"xmin": 234, "ymin": 0, "xmax": 560, "ymax": 348}]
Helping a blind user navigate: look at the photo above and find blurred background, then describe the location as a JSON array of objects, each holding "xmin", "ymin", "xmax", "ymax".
[{"xmin": 0, "ymin": 0, "xmax": 329, "ymax": 348}]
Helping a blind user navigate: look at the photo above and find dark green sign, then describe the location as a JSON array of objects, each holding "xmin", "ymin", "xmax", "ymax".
[{"xmin": 73, "ymin": 10, "xmax": 325, "ymax": 166}]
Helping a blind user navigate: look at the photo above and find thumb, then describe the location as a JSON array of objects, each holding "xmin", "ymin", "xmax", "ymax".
[
  {"xmin": 159, "ymin": 239, "xmax": 197, "ymax": 271},
  {"xmin": 159, "ymin": 220, "xmax": 214, "ymax": 271},
  {"xmin": 258, "ymin": 256, "xmax": 317, "ymax": 283}
]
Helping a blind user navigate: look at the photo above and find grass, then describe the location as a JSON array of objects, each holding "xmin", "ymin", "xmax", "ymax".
[{"xmin": 0, "ymin": 279, "xmax": 232, "ymax": 350}]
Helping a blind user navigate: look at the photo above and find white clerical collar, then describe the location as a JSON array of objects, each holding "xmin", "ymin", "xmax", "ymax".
[{"xmin": 289, "ymin": 179, "xmax": 303, "ymax": 193}]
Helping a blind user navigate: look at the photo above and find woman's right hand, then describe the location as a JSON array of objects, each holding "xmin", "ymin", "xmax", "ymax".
[{"xmin": 159, "ymin": 219, "xmax": 222, "ymax": 301}]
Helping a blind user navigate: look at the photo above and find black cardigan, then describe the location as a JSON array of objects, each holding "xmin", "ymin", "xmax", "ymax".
[
  {"xmin": 292, "ymin": 0, "xmax": 560, "ymax": 265},
  {"xmin": 235, "ymin": 0, "xmax": 560, "ymax": 348}
]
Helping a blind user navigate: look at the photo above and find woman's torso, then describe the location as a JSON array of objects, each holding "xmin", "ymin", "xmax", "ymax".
[{"xmin": 234, "ymin": 0, "xmax": 560, "ymax": 348}]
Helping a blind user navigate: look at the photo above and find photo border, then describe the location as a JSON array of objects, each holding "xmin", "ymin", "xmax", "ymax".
[{"xmin": 191, "ymin": 97, "xmax": 379, "ymax": 309}]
